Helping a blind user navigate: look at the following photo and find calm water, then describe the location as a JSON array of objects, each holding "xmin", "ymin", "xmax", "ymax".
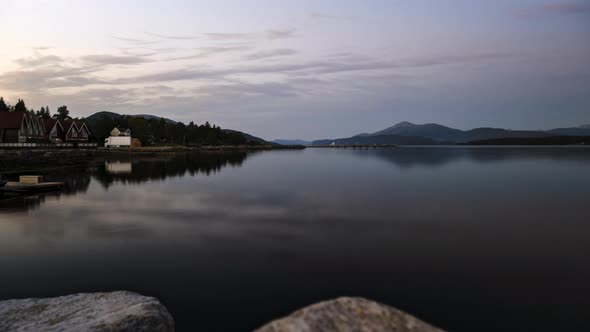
[{"xmin": 1, "ymin": 147, "xmax": 589, "ymax": 331}]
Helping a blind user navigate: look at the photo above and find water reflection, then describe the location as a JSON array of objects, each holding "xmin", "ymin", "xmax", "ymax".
[
  {"xmin": 0, "ymin": 151, "xmax": 251, "ymax": 212},
  {"xmin": 0, "ymin": 147, "xmax": 589, "ymax": 332},
  {"xmin": 350, "ymin": 146, "xmax": 590, "ymax": 168}
]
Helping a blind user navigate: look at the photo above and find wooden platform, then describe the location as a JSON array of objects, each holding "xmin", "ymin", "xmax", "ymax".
[{"xmin": 2, "ymin": 181, "xmax": 64, "ymax": 193}]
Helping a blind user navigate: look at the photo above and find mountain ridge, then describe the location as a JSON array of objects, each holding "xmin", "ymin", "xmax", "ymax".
[{"xmin": 310, "ymin": 121, "xmax": 590, "ymax": 145}]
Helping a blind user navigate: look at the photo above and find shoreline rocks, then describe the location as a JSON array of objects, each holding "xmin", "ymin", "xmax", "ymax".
[
  {"xmin": 0, "ymin": 291, "xmax": 174, "ymax": 332},
  {"xmin": 0, "ymin": 293, "xmax": 443, "ymax": 332},
  {"xmin": 255, "ymin": 297, "xmax": 444, "ymax": 332}
]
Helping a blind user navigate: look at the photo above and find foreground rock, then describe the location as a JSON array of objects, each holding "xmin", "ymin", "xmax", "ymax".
[
  {"xmin": 256, "ymin": 297, "xmax": 444, "ymax": 332},
  {"xmin": 0, "ymin": 291, "xmax": 174, "ymax": 332}
]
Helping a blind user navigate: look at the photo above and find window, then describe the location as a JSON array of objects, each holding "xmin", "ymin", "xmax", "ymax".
[
  {"xmin": 51, "ymin": 127, "xmax": 57, "ymax": 137},
  {"xmin": 71, "ymin": 129, "xmax": 77, "ymax": 138},
  {"xmin": 82, "ymin": 129, "xmax": 88, "ymax": 138}
]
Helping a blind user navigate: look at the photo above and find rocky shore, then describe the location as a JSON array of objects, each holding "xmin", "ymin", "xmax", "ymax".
[{"xmin": 0, "ymin": 292, "xmax": 443, "ymax": 332}]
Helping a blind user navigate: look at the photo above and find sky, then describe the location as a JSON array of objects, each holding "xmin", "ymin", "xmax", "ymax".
[{"xmin": 0, "ymin": 0, "xmax": 589, "ymax": 140}]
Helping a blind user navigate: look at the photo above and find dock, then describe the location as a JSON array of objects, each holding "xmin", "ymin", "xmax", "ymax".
[
  {"xmin": 0, "ymin": 176, "xmax": 64, "ymax": 196},
  {"xmin": 2, "ymin": 182, "xmax": 64, "ymax": 193}
]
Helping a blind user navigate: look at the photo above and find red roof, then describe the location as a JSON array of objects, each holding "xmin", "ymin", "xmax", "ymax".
[
  {"xmin": 0, "ymin": 112, "xmax": 25, "ymax": 129},
  {"xmin": 42, "ymin": 119, "xmax": 59, "ymax": 134},
  {"xmin": 61, "ymin": 120, "xmax": 77, "ymax": 132}
]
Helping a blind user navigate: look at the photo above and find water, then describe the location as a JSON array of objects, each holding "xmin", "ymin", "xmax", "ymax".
[{"xmin": 1, "ymin": 147, "xmax": 589, "ymax": 331}]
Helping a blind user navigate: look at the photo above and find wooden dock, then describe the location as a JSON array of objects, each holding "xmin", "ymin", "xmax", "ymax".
[{"xmin": 1, "ymin": 181, "xmax": 64, "ymax": 193}]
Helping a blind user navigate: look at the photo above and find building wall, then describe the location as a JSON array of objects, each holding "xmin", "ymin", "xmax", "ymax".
[{"xmin": 2, "ymin": 129, "xmax": 20, "ymax": 143}]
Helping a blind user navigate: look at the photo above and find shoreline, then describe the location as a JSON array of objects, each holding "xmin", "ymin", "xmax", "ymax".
[{"xmin": 0, "ymin": 292, "xmax": 444, "ymax": 332}]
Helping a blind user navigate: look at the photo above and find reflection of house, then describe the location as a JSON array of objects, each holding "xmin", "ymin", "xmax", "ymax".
[
  {"xmin": 105, "ymin": 161, "xmax": 133, "ymax": 174},
  {"xmin": 110, "ymin": 127, "xmax": 131, "ymax": 137}
]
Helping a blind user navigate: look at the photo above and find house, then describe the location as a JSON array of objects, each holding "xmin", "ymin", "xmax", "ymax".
[
  {"xmin": 61, "ymin": 120, "xmax": 81, "ymax": 142},
  {"xmin": 110, "ymin": 127, "xmax": 131, "ymax": 136},
  {"xmin": 75, "ymin": 120, "xmax": 91, "ymax": 141},
  {"xmin": 43, "ymin": 119, "xmax": 65, "ymax": 143},
  {"xmin": 1, "ymin": 112, "xmax": 91, "ymax": 145},
  {"xmin": 0, "ymin": 112, "xmax": 28, "ymax": 143}
]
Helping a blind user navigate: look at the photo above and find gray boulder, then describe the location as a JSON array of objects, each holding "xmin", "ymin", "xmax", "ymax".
[
  {"xmin": 255, "ymin": 297, "xmax": 444, "ymax": 332},
  {"xmin": 0, "ymin": 291, "xmax": 174, "ymax": 332}
]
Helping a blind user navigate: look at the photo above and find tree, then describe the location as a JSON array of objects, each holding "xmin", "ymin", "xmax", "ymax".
[
  {"xmin": 56, "ymin": 105, "xmax": 70, "ymax": 120},
  {"xmin": 0, "ymin": 97, "xmax": 8, "ymax": 112},
  {"xmin": 14, "ymin": 99, "xmax": 27, "ymax": 112}
]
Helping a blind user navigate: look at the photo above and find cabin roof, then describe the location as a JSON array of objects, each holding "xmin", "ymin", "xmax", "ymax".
[
  {"xmin": 61, "ymin": 120, "xmax": 77, "ymax": 130},
  {"xmin": 42, "ymin": 118, "xmax": 62, "ymax": 134},
  {"xmin": 0, "ymin": 112, "xmax": 25, "ymax": 129}
]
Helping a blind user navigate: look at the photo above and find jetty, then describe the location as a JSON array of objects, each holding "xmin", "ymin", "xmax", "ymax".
[{"xmin": 0, "ymin": 175, "xmax": 64, "ymax": 196}]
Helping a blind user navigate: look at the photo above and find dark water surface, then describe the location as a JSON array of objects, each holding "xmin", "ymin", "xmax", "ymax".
[{"xmin": 1, "ymin": 147, "xmax": 589, "ymax": 331}]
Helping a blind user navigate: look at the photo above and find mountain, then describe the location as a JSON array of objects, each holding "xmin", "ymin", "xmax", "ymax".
[
  {"xmin": 368, "ymin": 121, "xmax": 554, "ymax": 143},
  {"xmin": 463, "ymin": 127, "xmax": 551, "ymax": 142},
  {"xmin": 273, "ymin": 139, "xmax": 312, "ymax": 146},
  {"xmin": 223, "ymin": 129, "xmax": 273, "ymax": 145},
  {"xmin": 86, "ymin": 111, "xmax": 177, "ymax": 124},
  {"xmin": 86, "ymin": 111, "xmax": 272, "ymax": 146},
  {"xmin": 312, "ymin": 121, "xmax": 590, "ymax": 145},
  {"xmin": 313, "ymin": 134, "xmax": 437, "ymax": 146},
  {"xmin": 134, "ymin": 114, "xmax": 177, "ymax": 124},
  {"xmin": 546, "ymin": 125, "xmax": 590, "ymax": 137},
  {"xmin": 371, "ymin": 121, "xmax": 466, "ymax": 142},
  {"xmin": 86, "ymin": 111, "xmax": 120, "ymax": 121}
]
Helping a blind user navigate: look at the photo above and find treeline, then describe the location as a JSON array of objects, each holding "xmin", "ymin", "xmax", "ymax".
[
  {"xmin": 88, "ymin": 114, "xmax": 250, "ymax": 146},
  {"xmin": 1, "ymin": 96, "xmax": 256, "ymax": 146},
  {"xmin": 0, "ymin": 96, "xmax": 73, "ymax": 120}
]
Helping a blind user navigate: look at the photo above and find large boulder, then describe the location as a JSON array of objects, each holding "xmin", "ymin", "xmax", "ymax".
[
  {"xmin": 0, "ymin": 291, "xmax": 174, "ymax": 332},
  {"xmin": 256, "ymin": 297, "xmax": 444, "ymax": 332}
]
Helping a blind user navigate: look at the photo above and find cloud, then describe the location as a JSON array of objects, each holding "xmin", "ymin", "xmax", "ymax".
[
  {"xmin": 265, "ymin": 29, "xmax": 296, "ymax": 40},
  {"xmin": 514, "ymin": 1, "xmax": 590, "ymax": 17},
  {"xmin": 145, "ymin": 32, "xmax": 200, "ymax": 40},
  {"xmin": 0, "ymin": 67, "xmax": 105, "ymax": 91},
  {"xmin": 81, "ymin": 54, "xmax": 153, "ymax": 65},
  {"xmin": 203, "ymin": 32, "xmax": 254, "ymax": 40},
  {"xmin": 243, "ymin": 49, "xmax": 298, "ymax": 61},
  {"xmin": 15, "ymin": 54, "xmax": 63, "ymax": 67},
  {"xmin": 112, "ymin": 36, "xmax": 160, "ymax": 45},
  {"xmin": 166, "ymin": 46, "xmax": 251, "ymax": 61}
]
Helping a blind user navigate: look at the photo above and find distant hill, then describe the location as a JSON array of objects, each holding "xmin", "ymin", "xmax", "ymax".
[
  {"xmin": 546, "ymin": 125, "xmax": 590, "ymax": 137},
  {"xmin": 312, "ymin": 121, "xmax": 590, "ymax": 145},
  {"xmin": 87, "ymin": 111, "xmax": 177, "ymax": 124},
  {"xmin": 223, "ymin": 129, "xmax": 273, "ymax": 145},
  {"xmin": 134, "ymin": 114, "xmax": 177, "ymax": 124},
  {"xmin": 273, "ymin": 139, "xmax": 312, "ymax": 146},
  {"xmin": 463, "ymin": 136, "xmax": 590, "ymax": 145},
  {"xmin": 86, "ymin": 111, "xmax": 272, "ymax": 146},
  {"xmin": 313, "ymin": 134, "xmax": 437, "ymax": 146},
  {"xmin": 371, "ymin": 121, "xmax": 466, "ymax": 142}
]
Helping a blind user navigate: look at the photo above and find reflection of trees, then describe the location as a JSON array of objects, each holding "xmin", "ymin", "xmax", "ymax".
[
  {"xmin": 0, "ymin": 152, "xmax": 250, "ymax": 212},
  {"xmin": 93, "ymin": 151, "xmax": 251, "ymax": 189}
]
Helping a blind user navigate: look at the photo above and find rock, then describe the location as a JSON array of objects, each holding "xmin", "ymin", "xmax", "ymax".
[
  {"xmin": 255, "ymin": 297, "xmax": 444, "ymax": 332},
  {"xmin": 0, "ymin": 291, "xmax": 174, "ymax": 332}
]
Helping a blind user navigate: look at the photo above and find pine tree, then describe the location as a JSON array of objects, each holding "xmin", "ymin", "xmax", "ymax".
[{"xmin": 0, "ymin": 97, "xmax": 8, "ymax": 112}]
